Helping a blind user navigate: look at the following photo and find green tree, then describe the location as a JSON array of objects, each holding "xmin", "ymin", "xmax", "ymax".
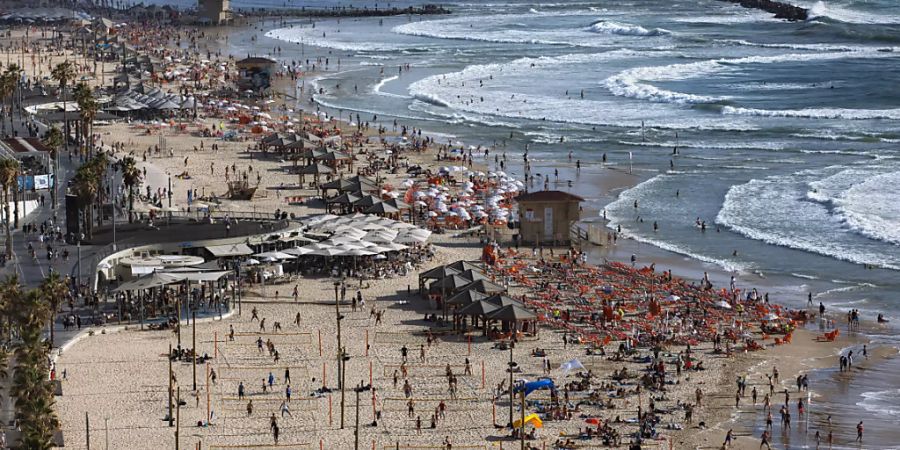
[
  {"xmin": 0, "ymin": 159, "xmax": 18, "ymax": 258},
  {"xmin": 42, "ymin": 127, "xmax": 64, "ymax": 209},
  {"xmin": 119, "ymin": 156, "xmax": 142, "ymax": 223},
  {"xmin": 51, "ymin": 61, "xmax": 76, "ymax": 160},
  {"xmin": 73, "ymin": 82, "xmax": 98, "ymax": 157},
  {"xmin": 38, "ymin": 273, "xmax": 68, "ymax": 347}
]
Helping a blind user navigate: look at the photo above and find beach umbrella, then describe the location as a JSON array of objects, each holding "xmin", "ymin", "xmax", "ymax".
[
  {"xmin": 395, "ymin": 233, "xmax": 429, "ymax": 244},
  {"xmin": 338, "ymin": 248, "xmax": 377, "ymax": 257},
  {"xmin": 382, "ymin": 243, "xmax": 409, "ymax": 252},
  {"xmin": 716, "ymin": 300, "xmax": 733, "ymax": 309},
  {"xmin": 283, "ymin": 247, "xmax": 314, "ymax": 256},
  {"xmin": 245, "ymin": 258, "xmax": 260, "ymax": 265},
  {"xmin": 763, "ymin": 313, "xmax": 780, "ymax": 321},
  {"xmin": 558, "ymin": 359, "xmax": 586, "ymax": 378},
  {"xmin": 311, "ymin": 248, "xmax": 345, "ymax": 257}
]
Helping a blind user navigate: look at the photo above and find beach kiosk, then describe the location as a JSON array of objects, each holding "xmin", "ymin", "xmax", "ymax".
[
  {"xmin": 235, "ymin": 56, "xmax": 277, "ymax": 94},
  {"xmin": 198, "ymin": 0, "xmax": 232, "ymax": 25},
  {"xmin": 515, "ymin": 190, "xmax": 583, "ymax": 246}
]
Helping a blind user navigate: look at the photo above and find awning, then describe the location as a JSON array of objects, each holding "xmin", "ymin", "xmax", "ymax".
[{"xmin": 205, "ymin": 243, "xmax": 254, "ymax": 257}]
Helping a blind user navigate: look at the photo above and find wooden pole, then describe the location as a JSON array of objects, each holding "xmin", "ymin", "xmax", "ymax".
[
  {"xmin": 168, "ymin": 343, "xmax": 174, "ymax": 427},
  {"xmin": 85, "ymin": 412, "xmax": 91, "ymax": 450},
  {"xmin": 175, "ymin": 386, "xmax": 181, "ymax": 449},
  {"xmin": 192, "ymin": 310, "xmax": 197, "ymax": 391},
  {"xmin": 520, "ymin": 392, "xmax": 526, "ymax": 450},
  {"xmin": 206, "ymin": 363, "xmax": 211, "ymax": 421},
  {"xmin": 467, "ymin": 335, "xmax": 471, "ymax": 356}
]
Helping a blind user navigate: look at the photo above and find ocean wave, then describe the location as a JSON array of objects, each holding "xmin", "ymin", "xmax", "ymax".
[
  {"xmin": 603, "ymin": 51, "xmax": 900, "ymax": 106},
  {"xmin": 606, "ymin": 175, "xmax": 749, "ymax": 273},
  {"xmin": 723, "ymin": 38, "xmax": 898, "ymax": 52},
  {"xmin": 716, "ymin": 171, "xmax": 900, "ymax": 270},
  {"xmin": 266, "ymin": 27, "xmax": 409, "ymax": 52},
  {"xmin": 723, "ymin": 105, "xmax": 900, "ymax": 120},
  {"xmin": 406, "ymin": 51, "xmax": 759, "ymax": 131},
  {"xmin": 835, "ymin": 171, "xmax": 900, "ymax": 246},
  {"xmin": 791, "ymin": 273, "xmax": 820, "ymax": 280},
  {"xmin": 858, "ymin": 389, "xmax": 900, "ymax": 417},
  {"xmin": 804, "ymin": 0, "xmax": 900, "ymax": 24},
  {"xmin": 372, "ymin": 75, "xmax": 409, "ymax": 99},
  {"xmin": 588, "ymin": 20, "xmax": 670, "ymax": 37}
]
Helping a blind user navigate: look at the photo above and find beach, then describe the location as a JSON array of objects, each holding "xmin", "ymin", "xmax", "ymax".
[{"xmin": 1, "ymin": 1, "xmax": 897, "ymax": 448}]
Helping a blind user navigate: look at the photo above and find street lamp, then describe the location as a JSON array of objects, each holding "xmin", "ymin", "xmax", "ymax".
[
  {"xmin": 340, "ymin": 349, "xmax": 350, "ymax": 429},
  {"xmin": 353, "ymin": 381, "xmax": 371, "ymax": 450},
  {"xmin": 335, "ymin": 280, "xmax": 343, "ymax": 388}
]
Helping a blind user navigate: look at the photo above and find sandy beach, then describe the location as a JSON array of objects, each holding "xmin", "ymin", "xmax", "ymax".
[{"xmin": 0, "ymin": 8, "xmax": 890, "ymax": 450}]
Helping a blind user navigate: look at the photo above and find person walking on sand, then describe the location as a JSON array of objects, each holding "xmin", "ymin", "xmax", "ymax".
[
  {"xmin": 724, "ymin": 429, "xmax": 734, "ymax": 448},
  {"xmin": 246, "ymin": 399, "xmax": 253, "ymax": 416},
  {"xmin": 760, "ymin": 430, "xmax": 771, "ymax": 450},
  {"xmin": 280, "ymin": 400, "xmax": 292, "ymax": 418},
  {"xmin": 856, "ymin": 421, "xmax": 864, "ymax": 442},
  {"xmin": 251, "ymin": 307, "xmax": 259, "ymax": 321},
  {"xmin": 238, "ymin": 381, "xmax": 245, "ymax": 400}
]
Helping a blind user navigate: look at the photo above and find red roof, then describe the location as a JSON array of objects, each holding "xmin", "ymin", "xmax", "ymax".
[{"xmin": 514, "ymin": 190, "xmax": 584, "ymax": 203}]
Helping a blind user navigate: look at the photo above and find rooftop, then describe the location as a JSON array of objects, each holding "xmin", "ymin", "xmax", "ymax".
[{"xmin": 514, "ymin": 190, "xmax": 584, "ymax": 203}]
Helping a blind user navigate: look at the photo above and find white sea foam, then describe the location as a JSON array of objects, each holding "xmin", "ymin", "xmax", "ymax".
[
  {"xmin": 804, "ymin": 0, "xmax": 900, "ymax": 24},
  {"xmin": 835, "ymin": 171, "xmax": 900, "ymax": 246},
  {"xmin": 588, "ymin": 20, "xmax": 670, "ymax": 37},
  {"xmin": 606, "ymin": 175, "xmax": 749, "ymax": 273},
  {"xmin": 858, "ymin": 389, "xmax": 900, "ymax": 416},
  {"xmin": 791, "ymin": 273, "xmax": 820, "ymax": 280},
  {"xmin": 406, "ymin": 51, "xmax": 758, "ymax": 131},
  {"xmin": 723, "ymin": 105, "xmax": 900, "ymax": 120},
  {"xmin": 716, "ymin": 169, "xmax": 900, "ymax": 270},
  {"xmin": 603, "ymin": 51, "xmax": 900, "ymax": 106},
  {"xmin": 371, "ymin": 75, "xmax": 408, "ymax": 99},
  {"xmin": 266, "ymin": 27, "xmax": 408, "ymax": 52}
]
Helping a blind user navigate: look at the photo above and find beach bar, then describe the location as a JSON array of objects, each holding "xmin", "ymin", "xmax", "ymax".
[{"xmin": 515, "ymin": 190, "xmax": 584, "ymax": 245}]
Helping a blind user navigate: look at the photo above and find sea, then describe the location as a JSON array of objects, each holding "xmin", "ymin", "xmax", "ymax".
[{"xmin": 138, "ymin": 0, "xmax": 900, "ymax": 445}]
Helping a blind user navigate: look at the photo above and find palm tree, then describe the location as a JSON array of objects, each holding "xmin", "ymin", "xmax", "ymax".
[
  {"xmin": 0, "ymin": 159, "xmax": 18, "ymax": 258},
  {"xmin": 1, "ymin": 64, "xmax": 22, "ymax": 135},
  {"xmin": 42, "ymin": 127, "xmax": 64, "ymax": 209},
  {"xmin": 73, "ymin": 165, "xmax": 99, "ymax": 240},
  {"xmin": 0, "ymin": 275, "xmax": 21, "ymax": 343},
  {"xmin": 119, "ymin": 156, "xmax": 142, "ymax": 223},
  {"xmin": 0, "ymin": 70, "xmax": 15, "ymax": 136},
  {"xmin": 51, "ymin": 61, "xmax": 76, "ymax": 160},
  {"xmin": 38, "ymin": 273, "xmax": 68, "ymax": 347},
  {"xmin": 73, "ymin": 82, "xmax": 97, "ymax": 157}
]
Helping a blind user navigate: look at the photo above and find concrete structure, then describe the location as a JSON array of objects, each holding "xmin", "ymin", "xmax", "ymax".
[
  {"xmin": 198, "ymin": 0, "xmax": 231, "ymax": 24},
  {"xmin": 514, "ymin": 190, "xmax": 583, "ymax": 245}
]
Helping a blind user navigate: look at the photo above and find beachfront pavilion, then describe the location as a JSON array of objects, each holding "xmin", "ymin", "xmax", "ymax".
[
  {"xmin": 319, "ymin": 175, "xmax": 380, "ymax": 197},
  {"xmin": 515, "ymin": 190, "xmax": 584, "ymax": 245},
  {"xmin": 485, "ymin": 304, "xmax": 539, "ymax": 337}
]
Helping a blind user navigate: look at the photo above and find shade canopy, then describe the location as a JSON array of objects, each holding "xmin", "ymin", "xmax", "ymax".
[
  {"xmin": 458, "ymin": 300, "xmax": 499, "ymax": 317},
  {"xmin": 446, "ymin": 289, "xmax": 488, "ymax": 306},
  {"xmin": 485, "ymin": 304, "xmax": 537, "ymax": 322}
]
